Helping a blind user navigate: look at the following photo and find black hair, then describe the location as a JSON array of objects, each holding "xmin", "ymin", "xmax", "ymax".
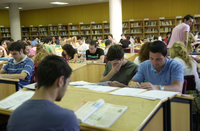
[
  {"xmin": 166, "ymin": 32, "xmax": 172, "ymax": 38},
  {"xmin": 85, "ymin": 39, "xmax": 91, "ymax": 44},
  {"xmin": 105, "ymin": 40, "xmax": 112, "ymax": 46},
  {"xmin": 9, "ymin": 38, "xmax": 14, "ymax": 42},
  {"xmin": 126, "ymin": 35, "xmax": 130, "ymax": 40},
  {"xmin": 121, "ymin": 34, "xmax": 125, "ymax": 37},
  {"xmin": 106, "ymin": 45, "xmax": 124, "ymax": 61},
  {"xmin": 77, "ymin": 36, "xmax": 83, "ymax": 40},
  {"xmin": 182, "ymin": 14, "xmax": 194, "ymax": 22},
  {"xmin": 108, "ymin": 34, "xmax": 113, "ymax": 38},
  {"xmin": 21, "ymin": 42, "xmax": 30, "ymax": 54},
  {"xmin": 89, "ymin": 41, "xmax": 98, "ymax": 48},
  {"xmin": 144, "ymin": 37, "xmax": 147, "ymax": 39},
  {"xmin": 62, "ymin": 44, "xmax": 77, "ymax": 59},
  {"xmin": 37, "ymin": 55, "xmax": 72, "ymax": 89},
  {"xmin": 154, "ymin": 36, "xmax": 158, "ymax": 40},
  {"xmin": 8, "ymin": 42, "xmax": 23, "ymax": 52},
  {"xmin": 149, "ymin": 41, "xmax": 167, "ymax": 57},
  {"xmin": 135, "ymin": 36, "xmax": 140, "ymax": 43},
  {"xmin": 44, "ymin": 36, "xmax": 52, "ymax": 43}
]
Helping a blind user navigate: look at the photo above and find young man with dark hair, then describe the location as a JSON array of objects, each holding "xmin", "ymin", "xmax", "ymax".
[
  {"xmin": 0, "ymin": 42, "xmax": 34, "ymax": 90},
  {"xmin": 77, "ymin": 36, "xmax": 89, "ymax": 52},
  {"xmin": 31, "ymin": 37, "xmax": 39, "ymax": 46},
  {"xmin": 100, "ymin": 45, "xmax": 138, "ymax": 87},
  {"xmin": 86, "ymin": 41, "xmax": 104, "ymax": 63},
  {"xmin": 129, "ymin": 41, "xmax": 184, "ymax": 93},
  {"xmin": 7, "ymin": 55, "xmax": 80, "ymax": 130},
  {"xmin": 168, "ymin": 14, "xmax": 193, "ymax": 48},
  {"xmin": 104, "ymin": 40, "xmax": 112, "ymax": 55},
  {"xmin": 44, "ymin": 36, "xmax": 55, "ymax": 54}
]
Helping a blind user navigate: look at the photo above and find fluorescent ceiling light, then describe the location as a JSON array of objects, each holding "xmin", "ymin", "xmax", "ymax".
[
  {"xmin": 50, "ymin": 2, "xmax": 68, "ymax": 5},
  {"xmin": 5, "ymin": 7, "xmax": 23, "ymax": 9}
]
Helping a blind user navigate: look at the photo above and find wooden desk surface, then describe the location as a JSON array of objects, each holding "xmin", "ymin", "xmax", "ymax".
[
  {"xmin": 124, "ymin": 53, "xmax": 138, "ymax": 62},
  {"xmin": 68, "ymin": 63, "xmax": 87, "ymax": 71},
  {"xmin": 0, "ymin": 61, "xmax": 8, "ymax": 69}
]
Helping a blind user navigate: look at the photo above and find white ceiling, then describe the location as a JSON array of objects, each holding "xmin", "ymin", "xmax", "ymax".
[{"xmin": 0, "ymin": 0, "xmax": 109, "ymax": 11}]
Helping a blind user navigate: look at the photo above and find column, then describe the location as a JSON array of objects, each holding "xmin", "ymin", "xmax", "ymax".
[
  {"xmin": 9, "ymin": 3, "xmax": 21, "ymax": 41},
  {"xmin": 109, "ymin": 0, "xmax": 122, "ymax": 42}
]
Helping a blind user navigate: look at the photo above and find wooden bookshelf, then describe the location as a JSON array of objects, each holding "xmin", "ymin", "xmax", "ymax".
[
  {"xmin": 0, "ymin": 27, "xmax": 11, "ymax": 39},
  {"xmin": 80, "ymin": 24, "xmax": 91, "ymax": 37},
  {"xmin": 49, "ymin": 25, "xmax": 58, "ymax": 37},
  {"xmin": 103, "ymin": 22, "xmax": 110, "ymax": 38},
  {"xmin": 69, "ymin": 24, "xmax": 79, "ymax": 36},
  {"xmin": 21, "ymin": 27, "xmax": 30, "ymax": 39},
  {"xmin": 58, "ymin": 25, "xmax": 68, "ymax": 37},
  {"xmin": 144, "ymin": 18, "xmax": 159, "ymax": 39},
  {"xmin": 194, "ymin": 16, "xmax": 200, "ymax": 35},
  {"xmin": 91, "ymin": 23, "xmax": 103, "ymax": 40}
]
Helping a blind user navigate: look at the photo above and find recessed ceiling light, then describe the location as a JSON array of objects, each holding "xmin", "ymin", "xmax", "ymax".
[
  {"xmin": 5, "ymin": 7, "xmax": 23, "ymax": 9},
  {"xmin": 50, "ymin": 2, "xmax": 68, "ymax": 5}
]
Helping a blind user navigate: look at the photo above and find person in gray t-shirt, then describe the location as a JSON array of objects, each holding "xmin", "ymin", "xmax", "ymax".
[
  {"xmin": 100, "ymin": 45, "xmax": 138, "ymax": 87},
  {"xmin": 7, "ymin": 55, "xmax": 80, "ymax": 131}
]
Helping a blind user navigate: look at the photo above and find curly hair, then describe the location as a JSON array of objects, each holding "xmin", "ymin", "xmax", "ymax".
[
  {"xmin": 62, "ymin": 44, "xmax": 77, "ymax": 59},
  {"xmin": 138, "ymin": 42, "xmax": 151, "ymax": 63},
  {"xmin": 33, "ymin": 44, "xmax": 49, "ymax": 64},
  {"xmin": 170, "ymin": 41, "xmax": 193, "ymax": 70}
]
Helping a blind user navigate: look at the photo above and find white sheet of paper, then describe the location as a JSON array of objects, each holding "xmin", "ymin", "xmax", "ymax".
[
  {"xmin": 69, "ymin": 81, "xmax": 95, "ymax": 86},
  {"xmin": 109, "ymin": 87, "xmax": 147, "ymax": 96},
  {"xmin": 23, "ymin": 83, "xmax": 36, "ymax": 90},
  {"xmin": 89, "ymin": 86, "xmax": 119, "ymax": 92}
]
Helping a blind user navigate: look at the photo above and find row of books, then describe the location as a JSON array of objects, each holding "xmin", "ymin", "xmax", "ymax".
[
  {"xmin": 81, "ymin": 26, "xmax": 90, "ymax": 29},
  {"xmin": 92, "ymin": 25, "xmax": 102, "ymax": 29},
  {"xmin": 31, "ymin": 32, "xmax": 39, "ymax": 36},
  {"xmin": 23, "ymin": 33, "xmax": 29, "ymax": 36},
  {"xmin": 50, "ymin": 32, "xmax": 58, "ymax": 36},
  {"xmin": 59, "ymin": 26, "xmax": 67, "ymax": 30},
  {"xmin": 1, "ymin": 28, "xmax": 9, "ymax": 32},
  {"xmin": 31, "ymin": 27, "xmax": 38, "ymax": 31},
  {"xmin": 104, "ymin": 24, "xmax": 109, "ymax": 28},
  {"xmin": 145, "ymin": 22, "xmax": 157, "ymax": 26},
  {"xmin": 92, "ymin": 31, "xmax": 103, "ymax": 35},
  {"xmin": 93, "ymin": 36, "xmax": 102, "ymax": 40},
  {"xmin": 41, "ymin": 32, "xmax": 48, "ymax": 36},
  {"xmin": 195, "ymin": 18, "xmax": 199, "ymax": 24},
  {"xmin": 195, "ymin": 25, "xmax": 199, "ymax": 31},
  {"xmin": 2, "ymin": 33, "xmax": 11, "ymax": 37},
  {"xmin": 104, "ymin": 30, "xmax": 110, "ymax": 34},
  {"xmin": 160, "ymin": 21, "xmax": 173, "ymax": 26},
  {"xmin": 145, "ymin": 28, "xmax": 159, "ymax": 33},
  {"xmin": 146, "ymin": 35, "xmax": 155, "ymax": 39},
  {"xmin": 81, "ymin": 31, "xmax": 90, "ymax": 35},
  {"xmin": 70, "ymin": 31, "xmax": 79, "ymax": 35},
  {"xmin": 122, "ymin": 23, "xmax": 129, "ymax": 28},
  {"xmin": 60, "ymin": 32, "xmax": 68, "ymax": 36},
  {"xmin": 22, "ymin": 28, "xmax": 29, "ymax": 32},
  {"xmin": 131, "ymin": 29, "xmax": 143, "ymax": 33},
  {"xmin": 177, "ymin": 20, "xmax": 182, "ymax": 25},
  {"xmin": 70, "ymin": 26, "xmax": 78, "ymax": 30},
  {"xmin": 160, "ymin": 27, "xmax": 172, "ymax": 32},
  {"xmin": 40, "ymin": 28, "xmax": 47, "ymax": 31},
  {"xmin": 130, "ymin": 23, "xmax": 142, "ymax": 27},
  {"xmin": 123, "ymin": 29, "xmax": 129, "ymax": 34},
  {"xmin": 49, "ymin": 26, "xmax": 58, "ymax": 31}
]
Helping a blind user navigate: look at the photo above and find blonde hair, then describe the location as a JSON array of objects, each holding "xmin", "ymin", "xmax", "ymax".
[
  {"xmin": 33, "ymin": 44, "xmax": 49, "ymax": 64},
  {"xmin": 170, "ymin": 41, "xmax": 193, "ymax": 70}
]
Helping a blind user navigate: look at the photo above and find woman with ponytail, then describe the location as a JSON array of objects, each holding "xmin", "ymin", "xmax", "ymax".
[{"xmin": 170, "ymin": 41, "xmax": 200, "ymax": 91}]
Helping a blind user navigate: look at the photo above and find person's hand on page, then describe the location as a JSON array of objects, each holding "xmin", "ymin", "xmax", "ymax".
[
  {"xmin": 128, "ymin": 81, "xmax": 141, "ymax": 88},
  {"xmin": 108, "ymin": 81, "xmax": 123, "ymax": 87},
  {"xmin": 141, "ymin": 82, "xmax": 159, "ymax": 90}
]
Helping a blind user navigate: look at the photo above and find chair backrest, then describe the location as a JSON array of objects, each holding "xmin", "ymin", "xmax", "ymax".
[
  {"xmin": 184, "ymin": 75, "xmax": 196, "ymax": 91},
  {"xmin": 104, "ymin": 55, "xmax": 109, "ymax": 64},
  {"xmin": 123, "ymin": 48, "xmax": 131, "ymax": 53},
  {"xmin": 182, "ymin": 79, "xmax": 187, "ymax": 94}
]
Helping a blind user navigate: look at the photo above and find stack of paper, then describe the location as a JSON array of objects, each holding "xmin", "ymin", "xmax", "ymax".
[
  {"xmin": 75, "ymin": 85, "xmax": 119, "ymax": 92},
  {"xmin": 69, "ymin": 81, "xmax": 111, "ymax": 86},
  {"xmin": 23, "ymin": 83, "xmax": 37, "ymax": 90},
  {"xmin": 109, "ymin": 88, "xmax": 147, "ymax": 96}
]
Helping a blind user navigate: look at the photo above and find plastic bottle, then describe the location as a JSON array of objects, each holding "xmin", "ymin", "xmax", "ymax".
[
  {"xmin": 82, "ymin": 50, "xmax": 86, "ymax": 62},
  {"xmin": 131, "ymin": 44, "xmax": 134, "ymax": 53}
]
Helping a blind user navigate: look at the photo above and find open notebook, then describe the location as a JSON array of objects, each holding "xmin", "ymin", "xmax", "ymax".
[{"xmin": 74, "ymin": 99, "xmax": 128, "ymax": 128}]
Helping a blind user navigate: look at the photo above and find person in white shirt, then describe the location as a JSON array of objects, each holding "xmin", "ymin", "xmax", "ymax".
[
  {"xmin": 104, "ymin": 40, "xmax": 112, "ymax": 55},
  {"xmin": 77, "ymin": 37, "xmax": 89, "ymax": 52},
  {"xmin": 170, "ymin": 41, "xmax": 200, "ymax": 91}
]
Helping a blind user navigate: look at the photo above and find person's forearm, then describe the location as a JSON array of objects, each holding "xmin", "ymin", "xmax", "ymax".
[
  {"xmin": 100, "ymin": 71, "xmax": 115, "ymax": 82},
  {"xmin": 0, "ymin": 74, "xmax": 26, "ymax": 80},
  {"xmin": 184, "ymin": 40, "xmax": 188, "ymax": 48},
  {"xmin": 92, "ymin": 58, "xmax": 104, "ymax": 63},
  {"xmin": 162, "ymin": 83, "xmax": 183, "ymax": 93}
]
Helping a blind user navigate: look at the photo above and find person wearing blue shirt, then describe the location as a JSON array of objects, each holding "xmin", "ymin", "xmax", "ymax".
[
  {"xmin": 0, "ymin": 42, "xmax": 34, "ymax": 90},
  {"xmin": 128, "ymin": 41, "xmax": 184, "ymax": 93},
  {"xmin": 7, "ymin": 55, "xmax": 80, "ymax": 131},
  {"xmin": 31, "ymin": 37, "xmax": 39, "ymax": 46}
]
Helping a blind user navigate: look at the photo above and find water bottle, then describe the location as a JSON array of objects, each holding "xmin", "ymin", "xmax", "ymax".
[
  {"xmin": 131, "ymin": 44, "xmax": 134, "ymax": 53},
  {"xmin": 82, "ymin": 50, "xmax": 86, "ymax": 62}
]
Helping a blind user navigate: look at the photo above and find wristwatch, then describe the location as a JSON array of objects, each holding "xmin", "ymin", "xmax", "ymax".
[{"xmin": 159, "ymin": 85, "xmax": 165, "ymax": 91}]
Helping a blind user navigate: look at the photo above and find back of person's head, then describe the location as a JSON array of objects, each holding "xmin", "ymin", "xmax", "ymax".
[
  {"xmin": 170, "ymin": 41, "xmax": 193, "ymax": 70},
  {"xmin": 62, "ymin": 44, "xmax": 77, "ymax": 59},
  {"xmin": 44, "ymin": 36, "xmax": 52, "ymax": 43},
  {"xmin": 89, "ymin": 41, "xmax": 98, "ymax": 48},
  {"xmin": 85, "ymin": 39, "xmax": 91, "ymax": 44},
  {"xmin": 37, "ymin": 55, "xmax": 72, "ymax": 89},
  {"xmin": 126, "ymin": 35, "xmax": 130, "ymax": 40},
  {"xmin": 106, "ymin": 45, "xmax": 124, "ymax": 61},
  {"xmin": 8, "ymin": 42, "xmax": 23, "ymax": 52},
  {"xmin": 105, "ymin": 40, "xmax": 112, "ymax": 46},
  {"xmin": 34, "ymin": 44, "xmax": 49, "ymax": 64},
  {"xmin": 182, "ymin": 14, "xmax": 194, "ymax": 22},
  {"xmin": 149, "ymin": 41, "xmax": 167, "ymax": 57},
  {"xmin": 9, "ymin": 38, "xmax": 14, "ymax": 43},
  {"xmin": 153, "ymin": 36, "xmax": 158, "ymax": 40},
  {"xmin": 138, "ymin": 42, "xmax": 151, "ymax": 63}
]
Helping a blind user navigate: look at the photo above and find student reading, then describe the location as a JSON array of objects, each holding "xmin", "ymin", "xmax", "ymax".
[
  {"xmin": 100, "ymin": 45, "xmax": 138, "ymax": 87},
  {"xmin": 129, "ymin": 41, "xmax": 184, "ymax": 93},
  {"xmin": 7, "ymin": 55, "xmax": 80, "ymax": 131}
]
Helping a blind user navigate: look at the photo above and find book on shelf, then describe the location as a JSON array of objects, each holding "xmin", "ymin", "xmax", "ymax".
[
  {"xmin": 160, "ymin": 21, "xmax": 173, "ymax": 26},
  {"xmin": 145, "ymin": 28, "xmax": 158, "ymax": 33},
  {"xmin": 123, "ymin": 30, "xmax": 129, "ymax": 34},
  {"xmin": 49, "ymin": 26, "xmax": 58, "ymax": 31},
  {"xmin": 122, "ymin": 23, "xmax": 129, "ymax": 28},
  {"xmin": 104, "ymin": 24, "xmax": 109, "ymax": 28},
  {"xmin": 92, "ymin": 25, "xmax": 102, "ymax": 29},
  {"xmin": 70, "ymin": 26, "xmax": 78, "ymax": 30},
  {"xmin": 195, "ymin": 18, "xmax": 199, "ymax": 24},
  {"xmin": 145, "ymin": 22, "xmax": 157, "ymax": 26},
  {"xmin": 81, "ymin": 25, "xmax": 90, "ymax": 29},
  {"xmin": 70, "ymin": 31, "xmax": 79, "ymax": 35},
  {"xmin": 131, "ymin": 22, "xmax": 142, "ymax": 27},
  {"xmin": 131, "ymin": 29, "xmax": 142, "ymax": 33},
  {"xmin": 74, "ymin": 99, "xmax": 128, "ymax": 128}
]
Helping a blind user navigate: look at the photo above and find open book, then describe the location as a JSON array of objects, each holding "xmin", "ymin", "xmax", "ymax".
[{"xmin": 74, "ymin": 99, "xmax": 128, "ymax": 128}]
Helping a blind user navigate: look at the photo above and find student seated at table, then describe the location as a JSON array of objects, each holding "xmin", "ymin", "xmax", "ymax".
[
  {"xmin": 104, "ymin": 40, "xmax": 112, "ymax": 55},
  {"xmin": 86, "ymin": 41, "xmax": 104, "ymax": 63},
  {"xmin": 108, "ymin": 34, "xmax": 118, "ymax": 45},
  {"xmin": 128, "ymin": 41, "xmax": 184, "ymax": 93},
  {"xmin": 77, "ymin": 36, "xmax": 89, "ymax": 52},
  {"xmin": 31, "ymin": 37, "xmax": 39, "ymax": 46},
  {"xmin": 21, "ymin": 42, "xmax": 35, "ymax": 58},
  {"xmin": 170, "ymin": 41, "xmax": 200, "ymax": 91},
  {"xmin": 100, "ymin": 45, "xmax": 138, "ymax": 87},
  {"xmin": 97, "ymin": 37, "xmax": 105, "ymax": 47},
  {"xmin": 133, "ymin": 42, "xmax": 151, "ymax": 65},
  {"xmin": 0, "ymin": 42, "xmax": 34, "ymax": 90},
  {"xmin": 44, "ymin": 36, "xmax": 56, "ymax": 54},
  {"xmin": 0, "ymin": 40, "xmax": 11, "ymax": 58},
  {"xmin": 7, "ymin": 55, "xmax": 80, "ymax": 131},
  {"xmin": 62, "ymin": 44, "xmax": 79, "ymax": 62}
]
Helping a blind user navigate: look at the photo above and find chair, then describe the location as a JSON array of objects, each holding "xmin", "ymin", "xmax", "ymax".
[
  {"xmin": 123, "ymin": 48, "xmax": 130, "ymax": 53},
  {"xmin": 182, "ymin": 79, "xmax": 187, "ymax": 94},
  {"xmin": 104, "ymin": 55, "xmax": 108, "ymax": 64}
]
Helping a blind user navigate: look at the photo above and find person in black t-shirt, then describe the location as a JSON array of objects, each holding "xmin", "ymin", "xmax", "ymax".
[{"xmin": 86, "ymin": 41, "xmax": 104, "ymax": 63}]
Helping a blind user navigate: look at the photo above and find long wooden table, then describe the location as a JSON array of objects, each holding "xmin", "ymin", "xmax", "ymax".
[
  {"xmin": 0, "ymin": 86, "xmax": 193, "ymax": 131},
  {"xmin": 124, "ymin": 53, "xmax": 138, "ymax": 62}
]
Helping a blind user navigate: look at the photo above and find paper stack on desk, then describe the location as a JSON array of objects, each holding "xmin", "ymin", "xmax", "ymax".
[{"xmin": 109, "ymin": 87, "xmax": 146, "ymax": 96}]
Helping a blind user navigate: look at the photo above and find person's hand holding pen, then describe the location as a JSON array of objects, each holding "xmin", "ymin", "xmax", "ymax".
[
  {"xmin": 140, "ymin": 82, "xmax": 160, "ymax": 90},
  {"xmin": 128, "ymin": 81, "xmax": 141, "ymax": 88}
]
